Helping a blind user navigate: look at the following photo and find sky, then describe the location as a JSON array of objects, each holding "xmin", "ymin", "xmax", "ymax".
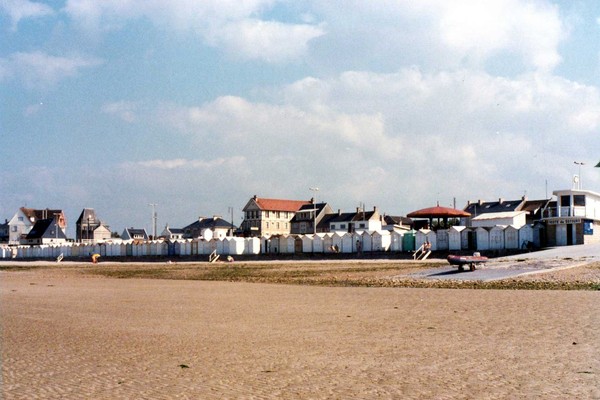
[{"xmin": 1, "ymin": 0, "xmax": 600, "ymax": 237}]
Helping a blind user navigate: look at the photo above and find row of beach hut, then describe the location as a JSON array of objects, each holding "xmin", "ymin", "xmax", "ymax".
[{"xmin": 0, "ymin": 224, "xmax": 543, "ymax": 260}]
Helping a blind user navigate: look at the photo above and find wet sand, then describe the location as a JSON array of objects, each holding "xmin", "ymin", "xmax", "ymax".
[{"xmin": 1, "ymin": 268, "xmax": 599, "ymax": 399}]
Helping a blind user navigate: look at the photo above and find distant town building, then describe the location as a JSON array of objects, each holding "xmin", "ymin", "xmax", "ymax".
[
  {"xmin": 290, "ymin": 202, "xmax": 333, "ymax": 234},
  {"xmin": 0, "ymin": 219, "xmax": 8, "ymax": 243},
  {"xmin": 8, "ymin": 207, "xmax": 67, "ymax": 244},
  {"xmin": 23, "ymin": 216, "xmax": 68, "ymax": 245},
  {"xmin": 122, "ymin": 228, "xmax": 149, "ymax": 241},
  {"xmin": 182, "ymin": 217, "xmax": 236, "ymax": 239},
  {"xmin": 241, "ymin": 196, "xmax": 310, "ymax": 237},
  {"xmin": 325, "ymin": 207, "xmax": 382, "ymax": 233},
  {"xmin": 76, "ymin": 208, "xmax": 111, "ymax": 243},
  {"xmin": 542, "ymin": 189, "xmax": 600, "ymax": 246},
  {"xmin": 161, "ymin": 225, "xmax": 185, "ymax": 240}
]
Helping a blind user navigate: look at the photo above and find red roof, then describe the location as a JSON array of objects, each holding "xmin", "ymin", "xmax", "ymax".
[
  {"xmin": 255, "ymin": 198, "xmax": 311, "ymax": 212},
  {"xmin": 407, "ymin": 206, "xmax": 471, "ymax": 218}
]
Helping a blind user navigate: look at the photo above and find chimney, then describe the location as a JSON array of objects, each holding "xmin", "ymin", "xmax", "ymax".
[
  {"xmin": 253, "ymin": 195, "xmax": 257, "ymax": 200},
  {"xmin": 478, "ymin": 199, "xmax": 483, "ymax": 206},
  {"xmin": 499, "ymin": 198, "xmax": 504, "ymax": 204},
  {"xmin": 338, "ymin": 209, "xmax": 342, "ymax": 216}
]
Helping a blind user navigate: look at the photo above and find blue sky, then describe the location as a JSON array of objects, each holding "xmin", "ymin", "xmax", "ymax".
[{"xmin": 1, "ymin": 0, "xmax": 600, "ymax": 236}]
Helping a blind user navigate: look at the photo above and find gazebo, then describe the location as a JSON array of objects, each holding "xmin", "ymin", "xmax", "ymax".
[{"xmin": 407, "ymin": 205, "xmax": 471, "ymax": 230}]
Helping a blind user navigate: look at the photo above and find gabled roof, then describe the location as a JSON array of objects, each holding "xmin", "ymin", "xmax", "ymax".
[
  {"xmin": 290, "ymin": 203, "xmax": 329, "ymax": 222},
  {"xmin": 352, "ymin": 210, "xmax": 378, "ymax": 221},
  {"xmin": 249, "ymin": 197, "xmax": 310, "ymax": 212},
  {"xmin": 26, "ymin": 218, "xmax": 66, "ymax": 239}
]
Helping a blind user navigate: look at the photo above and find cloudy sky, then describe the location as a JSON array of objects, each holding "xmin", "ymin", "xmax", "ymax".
[{"xmin": 2, "ymin": 0, "xmax": 600, "ymax": 236}]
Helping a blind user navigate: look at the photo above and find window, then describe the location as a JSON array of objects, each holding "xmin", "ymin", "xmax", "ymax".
[
  {"xmin": 574, "ymin": 195, "xmax": 586, "ymax": 206},
  {"xmin": 18, "ymin": 216, "xmax": 23, "ymax": 221},
  {"xmin": 276, "ymin": 211, "xmax": 280, "ymax": 218},
  {"xmin": 359, "ymin": 223, "xmax": 365, "ymax": 228},
  {"xmin": 341, "ymin": 224, "xmax": 346, "ymax": 229},
  {"xmin": 560, "ymin": 195, "xmax": 571, "ymax": 206}
]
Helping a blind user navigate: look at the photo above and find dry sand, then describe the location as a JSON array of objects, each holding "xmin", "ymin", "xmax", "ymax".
[{"xmin": 1, "ymin": 266, "xmax": 599, "ymax": 399}]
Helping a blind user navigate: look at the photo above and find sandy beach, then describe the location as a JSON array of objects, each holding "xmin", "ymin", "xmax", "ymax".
[{"xmin": 1, "ymin": 261, "xmax": 599, "ymax": 400}]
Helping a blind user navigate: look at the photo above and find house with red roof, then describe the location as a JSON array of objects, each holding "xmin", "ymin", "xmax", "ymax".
[{"xmin": 241, "ymin": 195, "xmax": 311, "ymax": 237}]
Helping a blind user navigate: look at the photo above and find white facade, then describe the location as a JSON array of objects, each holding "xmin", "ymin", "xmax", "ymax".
[{"xmin": 471, "ymin": 211, "xmax": 527, "ymax": 228}]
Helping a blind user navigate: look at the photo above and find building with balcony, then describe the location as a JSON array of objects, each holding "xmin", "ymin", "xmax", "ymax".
[{"xmin": 542, "ymin": 189, "xmax": 600, "ymax": 246}]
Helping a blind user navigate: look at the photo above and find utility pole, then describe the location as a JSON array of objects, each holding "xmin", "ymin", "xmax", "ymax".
[
  {"xmin": 228, "ymin": 207, "xmax": 234, "ymax": 236},
  {"xmin": 574, "ymin": 161, "xmax": 585, "ymax": 190},
  {"xmin": 309, "ymin": 187, "xmax": 319, "ymax": 234},
  {"xmin": 149, "ymin": 203, "xmax": 158, "ymax": 240}
]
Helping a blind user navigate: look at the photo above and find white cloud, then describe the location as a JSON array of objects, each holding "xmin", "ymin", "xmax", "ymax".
[
  {"xmin": 0, "ymin": 51, "xmax": 103, "ymax": 88},
  {"xmin": 0, "ymin": 0, "xmax": 54, "ymax": 30},
  {"xmin": 150, "ymin": 67, "xmax": 599, "ymax": 213},
  {"xmin": 102, "ymin": 101, "xmax": 139, "ymax": 123},
  {"xmin": 435, "ymin": 0, "xmax": 564, "ymax": 71},
  {"xmin": 213, "ymin": 19, "xmax": 324, "ymax": 63},
  {"xmin": 62, "ymin": 0, "xmax": 323, "ymax": 62}
]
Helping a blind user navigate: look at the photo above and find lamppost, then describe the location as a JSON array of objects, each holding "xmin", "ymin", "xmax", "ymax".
[
  {"xmin": 149, "ymin": 203, "xmax": 158, "ymax": 239},
  {"xmin": 228, "ymin": 207, "xmax": 234, "ymax": 236},
  {"xmin": 574, "ymin": 161, "xmax": 585, "ymax": 190},
  {"xmin": 309, "ymin": 187, "xmax": 319, "ymax": 234}
]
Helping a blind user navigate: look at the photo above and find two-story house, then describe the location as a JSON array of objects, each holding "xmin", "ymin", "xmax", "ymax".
[
  {"xmin": 161, "ymin": 225, "xmax": 185, "ymax": 240},
  {"xmin": 241, "ymin": 196, "xmax": 310, "ymax": 237},
  {"xmin": 463, "ymin": 197, "xmax": 550, "ymax": 228},
  {"xmin": 290, "ymin": 202, "xmax": 334, "ymax": 234},
  {"xmin": 8, "ymin": 207, "xmax": 67, "ymax": 244},
  {"xmin": 326, "ymin": 207, "xmax": 382, "ymax": 233},
  {"xmin": 182, "ymin": 216, "xmax": 236, "ymax": 239},
  {"xmin": 122, "ymin": 228, "xmax": 149, "ymax": 241},
  {"xmin": 542, "ymin": 188, "xmax": 600, "ymax": 246}
]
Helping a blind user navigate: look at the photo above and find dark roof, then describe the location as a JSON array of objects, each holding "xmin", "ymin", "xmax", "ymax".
[
  {"xmin": 290, "ymin": 203, "xmax": 329, "ymax": 222},
  {"xmin": 26, "ymin": 218, "xmax": 66, "ymax": 239},
  {"xmin": 183, "ymin": 217, "xmax": 235, "ymax": 231},
  {"xmin": 384, "ymin": 215, "xmax": 413, "ymax": 225},
  {"xmin": 521, "ymin": 199, "xmax": 551, "ymax": 214},
  {"xmin": 463, "ymin": 199, "xmax": 524, "ymax": 215},
  {"xmin": 328, "ymin": 212, "xmax": 357, "ymax": 223},
  {"xmin": 76, "ymin": 208, "xmax": 99, "ymax": 225}
]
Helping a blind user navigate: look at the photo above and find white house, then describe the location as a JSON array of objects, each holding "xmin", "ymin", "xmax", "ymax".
[{"xmin": 543, "ymin": 189, "xmax": 600, "ymax": 246}]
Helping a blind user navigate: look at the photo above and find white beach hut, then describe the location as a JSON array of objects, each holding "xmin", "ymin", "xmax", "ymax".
[
  {"xmin": 313, "ymin": 233, "xmax": 326, "ymax": 253},
  {"xmin": 390, "ymin": 231, "xmax": 403, "ymax": 252},
  {"xmin": 475, "ymin": 227, "xmax": 490, "ymax": 251},
  {"xmin": 244, "ymin": 237, "xmax": 261, "ymax": 255},
  {"xmin": 301, "ymin": 235, "xmax": 314, "ymax": 253},
  {"xmin": 504, "ymin": 225, "xmax": 519, "ymax": 249},
  {"xmin": 436, "ymin": 229, "xmax": 449, "ymax": 251},
  {"xmin": 489, "ymin": 226, "xmax": 506, "ymax": 250},
  {"xmin": 448, "ymin": 226, "xmax": 466, "ymax": 250},
  {"xmin": 519, "ymin": 224, "xmax": 534, "ymax": 249}
]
